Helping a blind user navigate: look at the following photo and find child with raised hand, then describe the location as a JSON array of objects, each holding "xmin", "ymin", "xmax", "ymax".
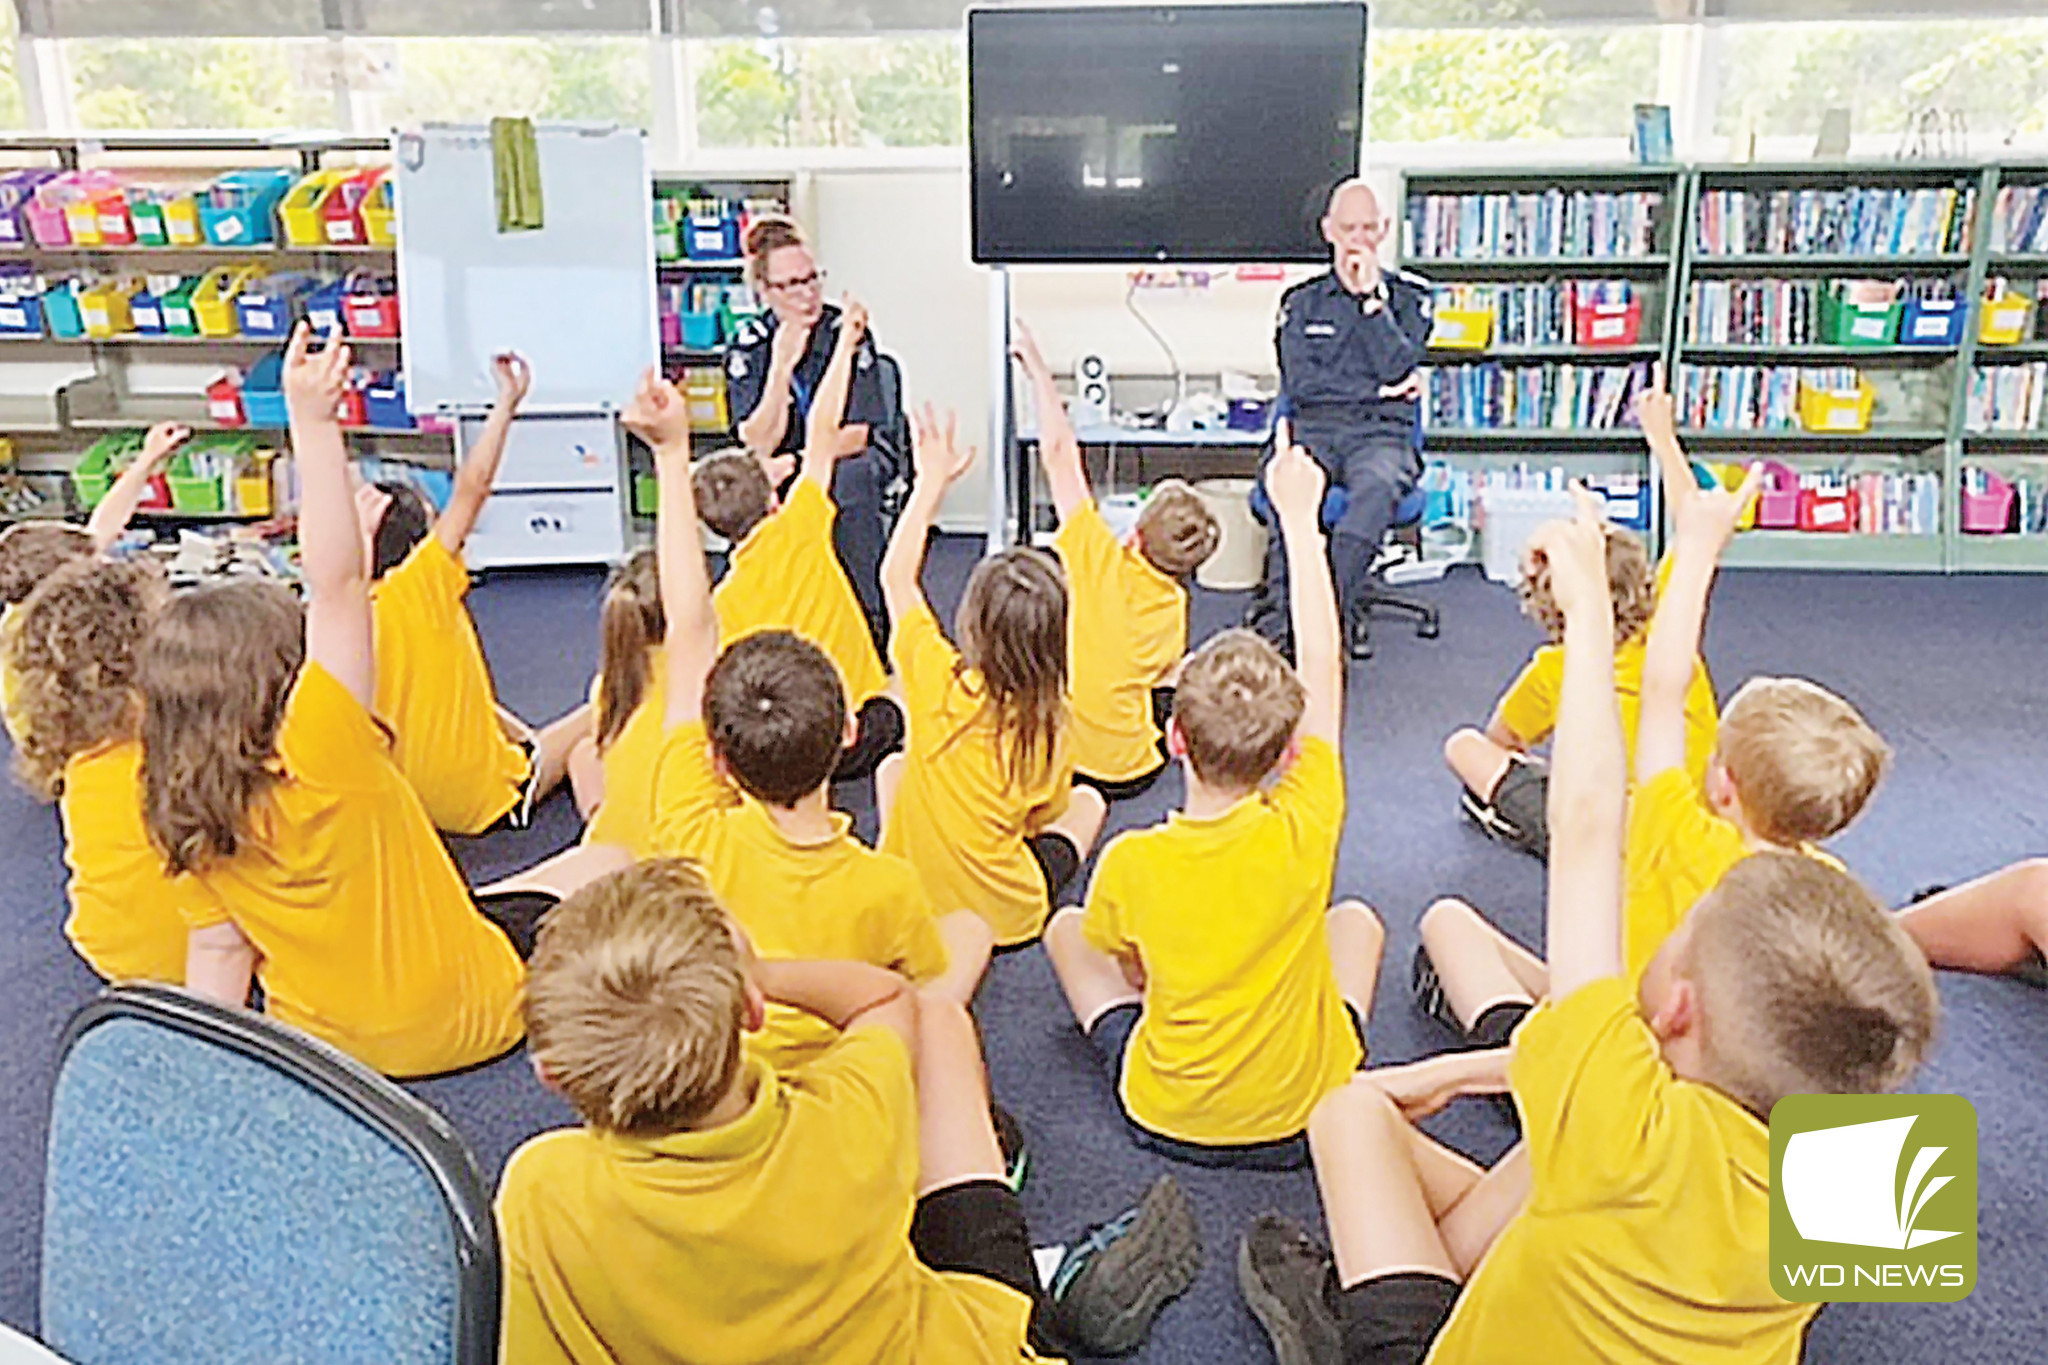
[
  {"xmin": 1240, "ymin": 486, "xmax": 1940, "ymax": 1365},
  {"xmin": 1044, "ymin": 430, "xmax": 1380, "ymax": 1171},
  {"xmin": 4, "ymin": 554, "xmax": 214, "ymax": 984},
  {"xmin": 0, "ymin": 420, "xmax": 189, "ymax": 744},
  {"xmin": 1014, "ymin": 321, "xmax": 1218, "ymax": 801},
  {"xmin": 140, "ymin": 323, "xmax": 620, "ymax": 1078},
  {"xmin": 694, "ymin": 296, "xmax": 901, "ymax": 783},
  {"xmin": 613, "ymin": 363, "xmax": 990, "ymax": 1070},
  {"xmin": 497, "ymin": 858, "xmax": 1202, "ymax": 1365},
  {"xmin": 875, "ymin": 407, "xmax": 1106, "ymax": 948},
  {"xmin": 358, "ymin": 351, "xmax": 585, "ymax": 834},
  {"xmin": 572, "ymin": 546, "xmax": 666, "ymax": 851}
]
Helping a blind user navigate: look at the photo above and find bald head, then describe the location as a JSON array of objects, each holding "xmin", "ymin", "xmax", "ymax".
[{"xmin": 1322, "ymin": 177, "xmax": 1389, "ymax": 262}]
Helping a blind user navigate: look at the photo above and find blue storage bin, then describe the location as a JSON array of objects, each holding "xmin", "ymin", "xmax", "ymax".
[
  {"xmin": 679, "ymin": 309, "xmax": 721, "ymax": 349},
  {"xmin": 1899, "ymin": 296, "xmax": 1966, "ymax": 348},
  {"xmin": 683, "ymin": 214, "xmax": 741, "ymax": 261},
  {"xmin": 42, "ymin": 282, "xmax": 83, "ymax": 340},
  {"xmin": 303, "ymin": 277, "xmax": 348, "ymax": 337},
  {"xmin": 199, "ymin": 168, "xmax": 292, "ymax": 247},
  {"xmin": 363, "ymin": 370, "xmax": 413, "ymax": 430},
  {"xmin": 235, "ymin": 272, "xmax": 316, "ymax": 339},
  {"xmin": 127, "ymin": 281, "xmax": 169, "ymax": 335},
  {"xmin": 240, "ymin": 353, "xmax": 288, "ymax": 428},
  {"xmin": 0, "ymin": 285, "xmax": 45, "ymax": 337}
]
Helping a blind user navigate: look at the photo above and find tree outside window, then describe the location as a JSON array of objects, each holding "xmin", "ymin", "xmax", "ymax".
[
  {"xmin": 693, "ymin": 35, "xmax": 963, "ymax": 149},
  {"xmin": 64, "ymin": 38, "xmax": 335, "ymax": 130}
]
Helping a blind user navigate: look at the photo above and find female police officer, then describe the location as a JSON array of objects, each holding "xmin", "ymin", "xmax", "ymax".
[
  {"xmin": 1245, "ymin": 178, "xmax": 1432, "ymax": 659},
  {"xmin": 726, "ymin": 214, "xmax": 894, "ymax": 646}
]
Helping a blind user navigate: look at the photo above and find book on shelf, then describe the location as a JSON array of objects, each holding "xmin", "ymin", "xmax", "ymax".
[
  {"xmin": 1966, "ymin": 362, "xmax": 2048, "ymax": 432},
  {"xmin": 1405, "ymin": 189, "xmax": 1663, "ymax": 260},
  {"xmin": 1691, "ymin": 184, "xmax": 1976, "ymax": 257},
  {"xmin": 1418, "ymin": 461, "xmax": 1648, "ymax": 530},
  {"xmin": 1676, "ymin": 363, "xmax": 1864, "ymax": 430},
  {"xmin": 1682, "ymin": 277, "xmax": 1955, "ymax": 346},
  {"xmin": 1989, "ymin": 184, "xmax": 2048, "ymax": 256},
  {"xmin": 1432, "ymin": 280, "xmax": 1635, "ymax": 348},
  {"xmin": 1426, "ymin": 360, "xmax": 1648, "ymax": 430}
]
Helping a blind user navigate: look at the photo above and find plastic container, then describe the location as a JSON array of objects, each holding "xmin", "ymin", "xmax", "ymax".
[
  {"xmin": 199, "ymin": 169, "xmax": 292, "ymax": 248},
  {"xmin": 191, "ymin": 263, "xmax": 264, "ymax": 338},
  {"xmin": 1821, "ymin": 285, "xmax": 1902, "ymax": 348},
  {"xmin": 278, "ymin": 169, "xmax": 352, "ymax": 247},
  {"xmin": 236, "ymin": 272, "xmax": 315, "ymax": 339},
  {"xmin": 126, "ymin": 188, "xmax": 171, "ymax": 246},
  {"xmin": 1899, "ymin": 296, "xmax": 1965, "ymax": 348},
  {"xmin": 70, "ymin": 438, "xmax": 117, "ymax": 510},
  {"xmin": 1575, "ymin": 296, "xmax": 1643, "ymax": 348},
  {"xmin": 77, "ymin": 277, "xmax": 141, "ymax": 337},
  {"xmin": 632, "ymin": 472, "xmax": 659, "ymax": 517},
  {"xmin": 41, "ymin": 282, "xmax": 84, "ymax": 340},
  {"xmin": 359, "ymin": 170, "xmax": 396, "ymax": 248},
  {"xmin": 0, "ymin": 282, "xmax": 45, "ymax": 337},
  {"xmin": 336, "ymin": 373, "xmax": 368, "ymax": 428},
  {"xmin": 166, "ymin": 453, "xmax": 227, "ymax": 514},
  {"xmin": 159, "ymin": 276, "xmax": 202, "ymax": 337},
  {"xmin": 679, "ymin": 309, "xmax": 720, "ymax": 349},
  {"xmin": 1961, "ymin": 469, "xmax": 2017, "ymax": 534},
  {"xmin": 343, "ymin": 275, "xmax": 400, "ymax": 338},
  {"xmin": 1752, "ymin": 460, "xmax": 1801, "ymax": 530},
  {"xmin": 1191, "ymin": 478, "xmax": 1267, "ymax": 591},
  {"xmin": 684, "ymin": 213, "xmax": 741, "ymax": 261},
  {"xmin": 128, "ymin": 279, "xmax": 170, "ymax": 335},
  {"xmin": 0, "ymin": 170, "xmax": 58, "ymax": 249},
  {"xmin": 35, "ymin": 170, "xmax": 124, "ymax": 247},
  {"xmin": 73, "ymin": 181, "xmax": 134, "ymax": 248},
  {"xmin": 1797, "ymin": 484, "xmax": 1857, "ymax": 534},
  {"xmin": 240, "ymin": 353, "xmax": 288, "ymax": 428},
  {"xmin": 23, "ymin": 179, "xmax": 71, "ymax": 247},
  {"xmin": 1428, "ymin": 307, "xmax": 1493, "ymax": 350},
  {"xmin": 303, "ymin": 276, "xmax": 348, "ymax": 336},
  {"xmin": 206, "ymin": 372, "xmax": 246, "ymax": 428},
  {"xmin": 658, "ymin": 310, "xmax": 682, "ymax": 348},
  {"xmin": 1797, "ymin": 376, "xmax": 1875, "ymax": 433},
  {"xmin": 1980, "ymin": 289, "xmax": 2031, "ymax": 346},
  {"xmin": 1478, "ymin": 486, "xmax": 1578, "ymax": 584},
  {"xmin": 234, "ymin": 452, "xmax": 274, "ymax": 516},
  {"xmin": 363, "ymin": 371, "xmax": 413, "ymax": 429},
  {"xmin": 323, "ymin": 169, "xmax": 383, "ymax": 246},
  {"xmin": 681, "ymin": 367, "xmax": 729, "ymax": 431}
]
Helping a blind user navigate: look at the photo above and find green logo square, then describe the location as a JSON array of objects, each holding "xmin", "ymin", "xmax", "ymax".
[{"xmin": 1769, "ymin": 1094, "xmax": 1976, "ymax": 1303}]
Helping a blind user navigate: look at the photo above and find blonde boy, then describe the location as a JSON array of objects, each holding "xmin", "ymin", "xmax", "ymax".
[
  {"xmin": 496, "ymin": 859, "xmax": 1203, "ymax": 1363},
  {"xmin": 1237, "ymin": 486, "xmax": 1939, "ymax": 1365},
  {"xmin": 1045, "ymin": 431, "xmax": 1381, "ymax": 1169},
  {"xmin": 1013, "ymin": 322, "xmax": 1218, "ymax": 800}
]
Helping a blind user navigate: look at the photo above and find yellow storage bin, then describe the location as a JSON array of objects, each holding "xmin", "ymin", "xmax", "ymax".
[
  {"xmin": 1980, "ymin": 290, "xmax": 2031, "ymax": 346},
  {"xmin": 191, "ymin": 263, "xmax": 264, "ymax": 338},
  {"xmin": 682, "ymin": 367, "xmax": 729, "ymax": 432},
  {"xmin": 162, "ymin": 192, "xmax": 204, "ymax": 246},
  {"xmin": 78, "ymin": 277, "xmax": 142, "ymax": 338},
  {"xmin": 1711, "ymin": 462, "xmax": 1758, "ymax": 530},
  {"xmin": 1797, "ymin": 376, "xmax": 1875, "ymax": 433},
  {"xmin": 359, "ymin": 169, "xmax": 396, "ymax": 247},
  {"xmin": 278, "ymin": 169, "xmax": 353, "ymax": 248},
  {"xmin": 1428, "ymin": 307, "xmax": 1494, "ymax": 350},
  {"xmin": 235, "ymin": 453, "xmax": 276, "ymax": 515}
]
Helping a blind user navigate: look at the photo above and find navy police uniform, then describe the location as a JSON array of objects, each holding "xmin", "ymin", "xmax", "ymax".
[
  {"xmin": 725, "ymin": 301, "xmax": 895, "ymax": 644},
  {"xmin": 1248, "ymin": 265, "xmax": 1432, "ymax": 652}
]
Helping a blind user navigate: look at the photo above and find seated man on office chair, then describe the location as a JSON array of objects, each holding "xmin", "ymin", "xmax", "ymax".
[{"xmin": 1245, "ymin": 178, "xmax": 1432, "ymax": 660}]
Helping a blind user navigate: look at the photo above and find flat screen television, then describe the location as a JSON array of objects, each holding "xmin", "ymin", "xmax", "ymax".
[{"xmin": 968, "ymin": 2, "xmax": 1367, "ymax": 264}]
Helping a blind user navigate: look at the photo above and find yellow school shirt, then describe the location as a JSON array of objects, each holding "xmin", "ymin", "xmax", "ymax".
[
  {"xmin": 1496, "ymin": 635, "xmax": 1720, "ymax": 796},
  {"xmin": 1056, "ymin": 500, "xmax": 1186, "ymax": 784},
  {"xmin": 652, "ymin": 720, "xmax": 947, "ymax": 1068},
  {"xmin": 1427, "ymin": 978, "xmax": 1816, "ymax": 1365},
  {"xmin": 180, "ymin": 662, "xmax": 526, "ymax": 1078},
  {"xmin": 1081, "ymin": 736, "xmax": 1358, "ymax": 1144},
  {"xmin": 715, "ymin": 478, "xmax": 888, "ymax": 709},
  {"xmin": 370, "ymin": 535, "xmax": 529, "ymax": 835},
  {"xmin": 881, "ymin": 601, "xmax": 1073, "ymax": 947},
  {"xmin": 582, "ymin": 648, "xmax": 668, "ymax": 857},
  {"xmin": 1624, "ymin": 766, "xmax": 1845, "ymax": 979},
  {"xmin": 0, "ymin": 606, "xmax": 23, "ymax": 747},
  {"xmin": 497, "ymin": 1030, "xmax": 1056, "ymax": 1365},
  {"xmin": 60, "ymin": 739, "xmax": 209, "ymax": 984}
]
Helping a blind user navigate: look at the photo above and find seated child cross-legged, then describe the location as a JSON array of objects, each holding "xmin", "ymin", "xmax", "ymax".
[
  {"xmin": 875, "ymin": 406, "xmax": 1107, "ymax": 949},
  {"xmin": 572, "ymin": 547, "xmax": 667, "ymax": 852},
  {"xmin": 612, "ymin": 363, "xmax": 992, "ymax": 1073},
  {"xmin": 1238, "ymin": 488, "xmax": 1940, "ymax": 1365},
  {"xmin": 497, "ymin": 857, "xmax": 1204, "ymax": 1364},
  {"xmin": 693, "ymin": 297, "xmax": 902, "ymax": 784},
  {"xmin": 1013, "ymin": 321, "xmax": 1219, "ymax": 802},
  {"xmin": 1045, "ymin": 432, "xmax": 1381, "ymax": 1172}
]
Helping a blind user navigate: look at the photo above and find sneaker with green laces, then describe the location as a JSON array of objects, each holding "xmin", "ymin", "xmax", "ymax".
[{"xmin": 1045, "ymin": 1175, "xmax": 1202, "ymax": 1356}]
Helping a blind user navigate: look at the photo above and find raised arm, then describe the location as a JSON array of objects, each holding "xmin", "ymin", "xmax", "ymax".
[
  {"xmin": 1534, "ymin": 488, "xmax": 1628, "ymax": 995},
  {"xmin": 1634, "ymin": 463, "xmax": 1760, "ymax": 787},
  {"xmin": 1637, "ymin": 360, "xmax": 1701, "ymax": 532},
  {"xmin": 87, "ymin": 421, "xmax": 191, "ymax": 551},
  {"xmin": 1265, "ymin": 424, "xmax": 1341, "ymax": 748},
  {"xmin": 434, "ymin": 352, "xmax": 529, "ymax": 553},
  {"xmin": 880, "ymin": 403, "xmax": 976, "ymax": 630},
  {"xmin": 285, "ymin": 323, "xmax": 374, "ymax": 706},
  {"xmin": 798, "ymin": 297, "xmax": 867, "ymax": 492},
  {"xmin": 619, "ymin": 370, "xmax": 716, "ymax": 731},
  {"xmin": 1012, "ymin": 320, "xmax": 1089, "ymax": 523}
]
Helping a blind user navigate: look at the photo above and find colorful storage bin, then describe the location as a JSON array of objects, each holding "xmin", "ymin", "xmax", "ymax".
[
  {"xmin": 1899, "ymin": 296, "xmax": 1965, "ymax": 348},
  {"xmin": 240, "ymin": 354, "xmax": 288, "ymax": 428},
  {"xmin": 304, "ymin": 276, "xmax": 348, "ymax": 336},
  {"xmin": 278, "ymin": 170, "xmax": 354, "ymax": 247},
  {"xmin": 1575, "ymin": 296, "xmax": 1643, "ymax": 348},
  {"xmin": 1428, "ymin": 307, "xmax": 1493, "ymax": 351},
  {"xmin": 684, "ymin": 213, "xmax": 741, "ymax": 261},
  {"xmin": 632, "ymin": 472, "xmax": 659, "ymax": 516},
  {"xmin": 363, "ymin": 370, "xmax": 413, "ymax": 429},
  {"xmin": 0, "ymin": 170, "xmax": 58, "ymax": 249},
  {"xmin": 359, "ymin": 170, "xmax": 396, "ymax": 248},
  {"xmin": 128, "ymin": 278, "xmax": 173, "ymax": 335},
  {"xmin": 1797, "ymin": 483, "xmax": 1857, "ymax": 534},
  {"xmin": 679, "ymin": 309, "xmax": 720, "ymax": 349},
  {"xmin": 42, "ymin": 282, "xmax": 84, "ymax": 340},
  {"xmin": 1797, "ymin": 376, "xmax": 1875, "ymax": 433},
  {"xmin": 1961, "ymin": 469, "xmax": 2017, "ymax": 535},
  {"xmin": 159, "ymin": 276, "xmax": 202, "ymax": 337},
  {"xmin": 0, "ymin": 279, "xmax": 45, "ymax": 337},
  {"xmin": 1980, "ymin": 289, "xmax": 2032, "ymax": 346},
  {"xmin": 166, "ymin": 452, "xmax": 227, "ymax": 514},
  {"xmin": 78, "ymin": 277, "xmax": 141, "ymax": 338},
  {"xmin": 191, "ymin": 263, "xmax": 264, "ymax": 338},
  {"xmin": 235, "ymin": 452, "xmax": 276, "ymax": 516},
  {"xmin": 236, "ymin": 273, "xmax": 316, "ymax": 339},
  {"xmin": 206, "ymin": 372, "xmax": 246, "ymax": 428},
  {"xmin": 343, "ymin": 275, "xmax": 400, "ymax": 338},
  {"xmin": 199, "ymin": 169, "xmax": 292, "ymax": 248},
  {"xmin": 1751, "ymin": 460, "xmax": 1800, "ymax": 530},
  {"xmin": 1821, "ymin": 284, "xmax": 1902, "ymax": 348},
  {"xmin": 322, "ymin": 169, "xmax": 382, "ymax": 246},
  {"xmin": 682, "ymin": 367, "xmax": 730, "ymax": 431}
]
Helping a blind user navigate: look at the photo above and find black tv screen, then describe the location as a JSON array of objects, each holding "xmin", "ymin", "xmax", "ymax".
[{"xmin": 968, "ymin": 3, "xmax": 1367, "ymax": 264}]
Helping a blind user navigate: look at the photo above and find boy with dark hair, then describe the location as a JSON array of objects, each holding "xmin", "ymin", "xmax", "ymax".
[
  {"xmin": 498, "ymin": 856, "xmax": 1203, "ymax": 1363},
  {"xmin": 1044, "ymin": 427, "xmax": 1382, "ymax": 1169},
  {"xmin": 1238, "ymin": 485, "xmax": 1939, "ymax": 1365},
  {"xmin": 699, "ymin": 298, "xmax": 901, "ymax": 782},
  {"xmin": 627, "ymin": 361, "xmax": 987, "ymax": 1070},
  {"xmin": 1013, "ymin": 322, "xmax": 1219, "ymax": 800}
]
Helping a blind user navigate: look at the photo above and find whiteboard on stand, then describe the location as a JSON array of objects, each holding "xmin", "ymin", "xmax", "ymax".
[{"xmin": 392, "ymin": 122, "xmax": 657, "ymax": 415}]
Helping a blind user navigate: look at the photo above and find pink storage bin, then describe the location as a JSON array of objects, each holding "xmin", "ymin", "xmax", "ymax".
[
  {"xmin": 1754, "ymin": 461, "xmax": 1800, "ymax": 530},
  {"xmin": 1961, "ymin": 471, "xmax": 2016, "ymax": 535}
]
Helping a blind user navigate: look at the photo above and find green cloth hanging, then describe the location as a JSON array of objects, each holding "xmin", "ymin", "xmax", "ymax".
[{"xmin": 492, "ymin": 117, "xmax": 544, "ymax": 233}]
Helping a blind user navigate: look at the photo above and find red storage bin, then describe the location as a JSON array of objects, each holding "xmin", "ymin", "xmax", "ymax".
[
  {"xmin": 343, "ymin": 276, "xmax": 400, "ymax": 338},
  {"xmin": 1797, "ymin": 484, "xmax": 1857, "ymax": 534},
  {"xmin": 338, "ymin": 373, "xmax": 368, "ymax": 427},
  {"xmin": 1575, "ymin": 295, "xmax": 1642, "ymax": 349},
  {"xmin": 207, "ymin": 372, "xmax": 247, "ymax": 428}
]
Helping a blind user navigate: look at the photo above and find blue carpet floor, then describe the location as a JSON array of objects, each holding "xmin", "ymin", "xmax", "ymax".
[{"xmin": 3, "ymin": 541, "xmax": 2046, "ymax": 1362}]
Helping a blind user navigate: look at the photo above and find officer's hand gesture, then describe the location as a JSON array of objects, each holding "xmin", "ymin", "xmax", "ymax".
[
  {"xmin": 770, "ymin": 314, "xmax": 812, "ymax": 375},
  {"xmin": 911, "ymin": 402, "xmax": 977, "ymax": 490},
  {"xmin": 1340, "ymin": 245, "xmax": 1383, "ymax": 296}
]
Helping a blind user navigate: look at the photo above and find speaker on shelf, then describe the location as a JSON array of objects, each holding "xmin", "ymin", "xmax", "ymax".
[{"xmin": 1073, "ymin": 353, "xmax": 1110, "ymax": 427}]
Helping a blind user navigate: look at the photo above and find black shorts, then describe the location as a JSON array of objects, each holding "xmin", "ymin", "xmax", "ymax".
[
  {"xmin": 834, "ymin": 696, "xmax": 905, "ymax": 783},
  {"xmin": 911, "ymin": 1178, "xmax": 1045, "ymax": 1315},
  {"xmin": 1084, "ymin": 999, "xmax": 1368, "ymax": 1172},
  {"xmin": 1489, "ymin": 755, "xmax": 1549, "ymax": 855},
  {"xmin": 474, "ymin": 888, "xmax": 560, "ymax": 961},
  {"xmin": 1028, "ymin": 831, "xmax": 1083, "ymax": 902},
  {"xmin": 1334, "ymin": 1271, "xmax": 1461, "ymax": 1365}
]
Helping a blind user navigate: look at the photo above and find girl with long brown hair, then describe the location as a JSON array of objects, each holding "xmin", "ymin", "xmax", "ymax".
[
  {"xmin": 875, "ymin": 405, "xmax": 1106, "ymax": 948},
  {"xmin": 568, "ymin": 546, "xmax": 674, "ymax": 857}
]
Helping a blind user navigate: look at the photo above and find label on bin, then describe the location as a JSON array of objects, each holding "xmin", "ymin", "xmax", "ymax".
[
  {"xmin": 98, "ymin": 214, "xmax": 125, "ymax": 234},
  {"xmin": 0, "ymin": 307, "xmax": 24, "ymax": 329},
  {"xmin": 1811, "ymin": 500, "xmax": 1848, "ymax": 527},
  {"xmin": 244, "ymin": 308, "xmax": 274, "ymax": 331},
  {"xmin": 216, "ymin": 218, "xmax": 243, "ymax": 241},
  {"xmin": 1911, "ymin": 316, "xmax": 1946, "ymax": 339},
  {"xmin": 132, "ymin": 305, "xmax": 160, "ymax": 329},
  {"xmin": 1851, "ymin": 316, "xmax": 1886, "ymax": 340},
  {"xmin": 325, "ymin": 219, "xmax": 357, "ymax": 244},
  {"xmin": 165, "ymin": 305, "xmax": 191, "ymax": 328},
  {"xmin": 1591, "ymin": 316, "xmax": 1627, "ymax": 340}
]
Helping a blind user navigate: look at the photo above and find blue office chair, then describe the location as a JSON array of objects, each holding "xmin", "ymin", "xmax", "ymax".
[{"xmin": 41, "ymin": 985, "xmax": 500, "ymax": 1365}]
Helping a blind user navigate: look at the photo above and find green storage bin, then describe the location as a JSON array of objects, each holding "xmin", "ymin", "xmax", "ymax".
[
  {"xmin": 166, "ymin": 452, "xmax": 226, "ymax": 514},
  {"xmin": 1821, "ymin": 286, "xmax": 1903, "ymax": 348},
  {"xmin": 160, "ymin": 276, "xmax": 201, "ymax": 337},
  {"xmin": 632, "ymin": 471, "xmax": 658, "ymax": 516},
  {"xmin": 69, "ymin": 432, "xmax": 141, "ymax": 510},
  {"xmin": 129, "ymin": 198, "xmax": 169, "ymax": 246}
]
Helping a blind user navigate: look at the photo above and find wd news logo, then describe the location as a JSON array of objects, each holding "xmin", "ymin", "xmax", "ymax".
[{"xmin": 1769, "ymin": 1095, "xmax": 1976, "ymax": 1303}]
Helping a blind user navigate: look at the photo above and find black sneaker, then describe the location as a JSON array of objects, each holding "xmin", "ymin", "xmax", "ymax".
[
  {"xmin": 992, "ymin": 1103, "xmax": 1028, "ymax": 1194},
  {"xmin": 1046, "ymin": 1175, "xmax": 1202, "ymax": 1356},
  {"xmin": 1411, "ymin": 943, "xmax": 1464, "ymax": 1038},
  {"xmin": 1238, "ymin": 1213, "xmax": 1341, "ymax": 1365}
]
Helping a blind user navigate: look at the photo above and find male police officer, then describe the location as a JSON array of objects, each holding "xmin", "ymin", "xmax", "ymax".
[{"xmin": 1246, "ymin": 178, "xmax": 1432, "ymax": 657}]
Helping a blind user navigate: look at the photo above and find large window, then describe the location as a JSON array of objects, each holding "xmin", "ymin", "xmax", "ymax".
[
  {"xmin": 692, "ymin": 35, "xmax": 963, "ymax": 149},
  {"xmin": 1368, "ymin": 25, "xmax": 1661, "ymax": 144},
  {"xmin": 1714, "ymin": 19, "xmax": 2048, "ymax": 147},
  {"xmin": 64, "ymin": 38, "xmax": 337, "ymax": 130},
  {"xmin": 355, "ymin": 37, "xmax": 654, "ymax": 129}
]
